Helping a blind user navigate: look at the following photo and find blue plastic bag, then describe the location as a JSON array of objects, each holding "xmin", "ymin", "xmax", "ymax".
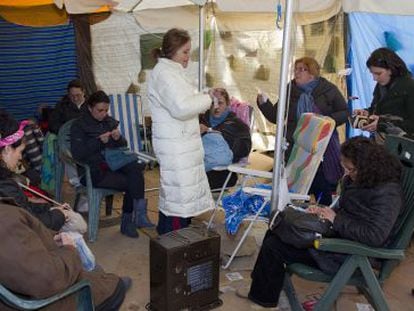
[
  {"xmin": 221, "ymin": 184, "xmax": 272, "ymax": 235},
  {"xmin": 66, "ymin": 232, "xmax": 96, "ymax": 271}
]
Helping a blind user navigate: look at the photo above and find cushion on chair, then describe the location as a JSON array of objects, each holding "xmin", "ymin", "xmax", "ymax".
[
  {"xmin": 287, "ymin": 113, "xmax": 335, "ymax": 194},
  {"xmin": 292, "ymin": 113, "xmax": 335, "ymax": 154},
  {"xmin": 229, "ymin": 97, "xmax": 252, "ymax": 127}
]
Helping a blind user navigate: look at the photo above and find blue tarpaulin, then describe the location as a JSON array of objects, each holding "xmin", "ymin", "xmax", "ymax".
[
  {"xmin": 0, "ymin": 18, "xmax": 77, "ymax": 120},
  {"xmin": 347, "ymin": 12, "xmax": 414, "ymax": 136}
]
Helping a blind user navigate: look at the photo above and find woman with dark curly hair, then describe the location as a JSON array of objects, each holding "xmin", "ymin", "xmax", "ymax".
[
  {"xmin": 354, "ymin": 47, "xmax": 414, "ymax": 137},
  {"xmin": 240, "ymin": 136, "xmax": 403, "ymax": 308}
]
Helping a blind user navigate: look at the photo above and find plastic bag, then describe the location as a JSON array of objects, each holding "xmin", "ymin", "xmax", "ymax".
[
  {"xmin": 60, "ymin": 209, "xmax": 87, "ymax": 234},
  {"xmin": 221, "ymin": 184, "xmax": 271, "ymax": 235},
  {"xmin": 65, "ymin": 232, "xmax": 96, "ymax": 271}
]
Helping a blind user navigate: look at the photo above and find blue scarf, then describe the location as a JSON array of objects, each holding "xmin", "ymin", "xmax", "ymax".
[
  {"xmin": 209, "ymin": 108, "xmax": 230, "ymax": 128},
  {"xmin": 296, "ymin": 78, "xmax": 320, "ymax": 119}
]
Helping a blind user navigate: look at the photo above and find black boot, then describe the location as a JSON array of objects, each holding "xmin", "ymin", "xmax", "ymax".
[
  {"xmin": 133, "ymin": 199, "xmax": 155, "ymax": 228},
  {"xmin": 121, "ymin": 213, "xmax": 139, "ymax": 238}
]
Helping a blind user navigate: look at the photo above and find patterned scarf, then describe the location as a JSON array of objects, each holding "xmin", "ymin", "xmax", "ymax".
[{"xmin": 296, "ymin": 78, "xmax": 320, "ymax": 119}]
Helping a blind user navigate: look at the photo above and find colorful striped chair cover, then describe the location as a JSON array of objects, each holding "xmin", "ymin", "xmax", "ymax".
[
  {"xmin": 286, "ymin": 113, "xmax": 336, "ymax": 194},
  {"xmin": 108, "ymin": 94, "xmax": 143, "ymax": 154}
]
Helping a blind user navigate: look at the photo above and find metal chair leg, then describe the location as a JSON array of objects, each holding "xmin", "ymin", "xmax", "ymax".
[{"xmin": 222, "ymin": 199, "xmax": 269, "ymax": 269}]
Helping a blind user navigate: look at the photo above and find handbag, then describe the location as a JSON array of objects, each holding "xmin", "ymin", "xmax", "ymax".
[
  {"xmin": 103, "ymin": 147, "xmax": 138, "ymax": 171},
  {"xmin": 269, "ymin": 205, "xmax": 334, "ymax": 248}
]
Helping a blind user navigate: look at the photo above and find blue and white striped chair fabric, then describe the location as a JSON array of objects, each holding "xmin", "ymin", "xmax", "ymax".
[{"xmin": 108, "ymin": 94, "xmax": 142, "ymax": 154}]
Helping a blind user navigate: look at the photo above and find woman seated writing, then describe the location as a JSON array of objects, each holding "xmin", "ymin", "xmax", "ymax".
[
  {"xmin": 244, "ymin": 136, "xmax": 403, "ymax": 308},
  {"xmin": 70, "ymin": 90, "xmax": 153, "ymax": 238}
]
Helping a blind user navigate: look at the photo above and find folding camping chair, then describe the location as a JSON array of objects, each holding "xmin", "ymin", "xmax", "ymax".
[
  {"xmin": 283, "ymin": 134, "xmax": 414, "ymax": 311},
  {"xmin": 108, "ymin": 93, "xmax": 158, "ymax": 190},
  {"xmin": 209, "ymin": 113, "xmax": 336, "ymax": 269}
]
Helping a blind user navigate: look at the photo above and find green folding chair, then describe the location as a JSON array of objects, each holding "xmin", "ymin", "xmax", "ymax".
[
  {"xmin": 56, "ymin": 119, "xmax": 122, "ymax": 242},
  {"xmin": 283, "ymin": 134, "xmax": 414, "ymax": 311},
  {"xmin": 0, "ymin": 279, "xmax": 93, "ymax": 310}
]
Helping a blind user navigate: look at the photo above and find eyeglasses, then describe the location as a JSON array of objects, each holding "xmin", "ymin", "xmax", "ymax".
[
  {"xmin": 340, "ymin": 161, "xmax": 357, "ymax": 174},
  {"xmin": 294, "ymin": 67, "xmax": 308, "ymax": 73}
]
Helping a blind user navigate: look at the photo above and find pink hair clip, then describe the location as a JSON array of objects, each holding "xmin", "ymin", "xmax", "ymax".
[{"xmin": 0, "ymin": 120, "xmax": 29, "ymax": 148}]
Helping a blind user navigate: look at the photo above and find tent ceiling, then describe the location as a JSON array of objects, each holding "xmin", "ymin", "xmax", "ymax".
[
  {"xmin": 2, "ymin": 0, "xmax": 414, "ymax": 15},
  {"xmin": 2, "ymin": 0, "xmax": 414, "ymax": 26}
]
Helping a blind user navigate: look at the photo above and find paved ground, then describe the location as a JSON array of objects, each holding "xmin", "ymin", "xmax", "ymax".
[{"xmin": 63, "ymin": 165, "xmax": 414, "ymax": 310}]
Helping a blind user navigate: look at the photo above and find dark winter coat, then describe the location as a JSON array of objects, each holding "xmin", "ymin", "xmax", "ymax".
[
  {"xmin": 309, "ymin": 176, "xmax": 403, "ymax": 274},
  {"xmin": 200, "ymin": 111, "xmax": 252, "ymax": 162},
  {"xmin": 369, "ymin": 76, "xmax": 414, "ymax": 135},
  {"xmin": 0, "ymin": 169, "xmax": 65, "ymax": 231},
  {"xmin": 70, "ymin": 110, "xmax": 127, "ymax": 184},
  {"xmin": 258, "ymin": 77, "xmax": 348, "ymax": 157},
  {"xmin": 49, "ymin": 96, "xmax": 88, "ymax": 134}
]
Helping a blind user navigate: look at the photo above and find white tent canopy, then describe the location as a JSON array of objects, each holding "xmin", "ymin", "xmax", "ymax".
[{"xmin": 57, "ymin": 0, "xmax": 414, "ymax": 16}]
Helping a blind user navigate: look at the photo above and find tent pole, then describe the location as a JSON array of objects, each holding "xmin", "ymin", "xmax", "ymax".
[
  {"xmin": 198, "ymin": 5, "xmax": 205, "ymax": 92},
  {"xmin": 270, "ymin": 0, "xmax": 294, "ymax": 212}
]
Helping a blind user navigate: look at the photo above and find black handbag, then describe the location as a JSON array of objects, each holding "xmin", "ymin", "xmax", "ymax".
[{"xmin": 269, "ymin": 206, "xmax": 335, "ymax": 249}]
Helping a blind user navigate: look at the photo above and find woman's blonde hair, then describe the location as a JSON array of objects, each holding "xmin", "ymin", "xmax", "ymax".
[{"xmin": 295, "ymin": 57, "xmax": 320, "ymax": 77}]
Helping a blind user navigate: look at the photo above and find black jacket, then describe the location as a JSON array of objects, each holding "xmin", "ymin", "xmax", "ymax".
[
  {"xmin": 70, "ymin": 110, "xmax": 127, "ymax": 184},
  {"xmin": 49, "ymin": 96, "xmax": 88, "ymax": 134},
  {"xmin": 0, "ymin": 171, "xmax": 65, "ymax": 231},
  {"xmin": 200, "ymin": 111, "xmax": 252, "ymax": 162},
  {"xmin": 369, "ymin": 76, "xmax": 414, "ymax": 135},
  {"xmin": 309, "ymin": 176, "xmax": 403, "ymax": 274},
  {"xmin": 258, "ymin": 77, "xmax": 348, "ymax": 156}
]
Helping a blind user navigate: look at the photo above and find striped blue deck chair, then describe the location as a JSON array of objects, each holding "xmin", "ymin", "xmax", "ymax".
[{"xmin": 108, "ymin": 94, "xmax": 143, "ymax": 154}]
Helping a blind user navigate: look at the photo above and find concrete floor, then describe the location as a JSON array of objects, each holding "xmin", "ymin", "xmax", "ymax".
[{"xmin": 65, "ymin": 166, "xmax": 414, "ymax": 311}]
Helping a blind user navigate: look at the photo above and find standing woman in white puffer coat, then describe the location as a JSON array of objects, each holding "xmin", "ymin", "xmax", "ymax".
[{"xmin": 147, "ymin": 28, "xmax": 215, "ymax": 234}]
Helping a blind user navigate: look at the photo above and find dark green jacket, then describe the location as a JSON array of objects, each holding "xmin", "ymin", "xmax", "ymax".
[{"xmin": 369, "ymin": 76, "xmax": 414, "ymax": 134}]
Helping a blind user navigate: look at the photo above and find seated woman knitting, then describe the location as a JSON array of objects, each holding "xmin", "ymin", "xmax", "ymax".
[
  {"xmin": 240, "ymin": 137, "xmax": 403, "ymax": 308},
  {"xmin": 70, "ymin": 90, "xmax": 153, "ymax": 238},
  {"xmin": 0, "ymin": 110, "xmax": 85, "ymax": 233}
]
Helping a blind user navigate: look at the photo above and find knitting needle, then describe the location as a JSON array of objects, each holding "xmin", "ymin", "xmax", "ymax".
[{"xmin": 18, "ymin": 182, "xmax": 64, "ymax": 207}]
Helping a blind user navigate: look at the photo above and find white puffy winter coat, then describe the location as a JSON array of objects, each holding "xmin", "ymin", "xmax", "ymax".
[{"xmin": 147, "ymin": 58, "xmax": 214, "ymax": 217}]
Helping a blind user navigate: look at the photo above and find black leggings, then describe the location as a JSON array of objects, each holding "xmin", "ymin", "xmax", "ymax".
[
  {"xmin": 249, "ymin": 230, "xmax": 318, "ymax": 307},
  {"xmin": 93, "ymin": 162, "xmax": 145, "ymax": 213}
]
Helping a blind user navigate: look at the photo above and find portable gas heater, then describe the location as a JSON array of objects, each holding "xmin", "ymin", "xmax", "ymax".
[{"xmin": 149, "ymin": 227, "xmax": 222, "ymax": 311}]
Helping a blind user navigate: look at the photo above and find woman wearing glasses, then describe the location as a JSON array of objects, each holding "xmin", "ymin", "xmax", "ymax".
[
  {"xmin": 257, "ymin": 57, "xmax": 349, "ymax": 205},
  {"xmin": 353, "ymin": 47, "xmax": 414, "ymax": 138},
  {"xmin": 242, "ymin": 136, "xmax": 403, "ymax": 309}
]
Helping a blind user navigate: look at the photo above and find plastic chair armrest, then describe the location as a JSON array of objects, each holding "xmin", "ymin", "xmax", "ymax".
[
  {"xmin": 314, "ymin": 238, "xmax": 405, "ymax": 260},
  {"xmin": 0, "ymin": 279, "xmax": 92, "ymax": 310}
]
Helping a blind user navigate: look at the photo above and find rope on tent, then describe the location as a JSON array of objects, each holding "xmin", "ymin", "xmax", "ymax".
[{"xmin": 276, "ymin": 0, "xmax": 282, "ymax": 29}]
